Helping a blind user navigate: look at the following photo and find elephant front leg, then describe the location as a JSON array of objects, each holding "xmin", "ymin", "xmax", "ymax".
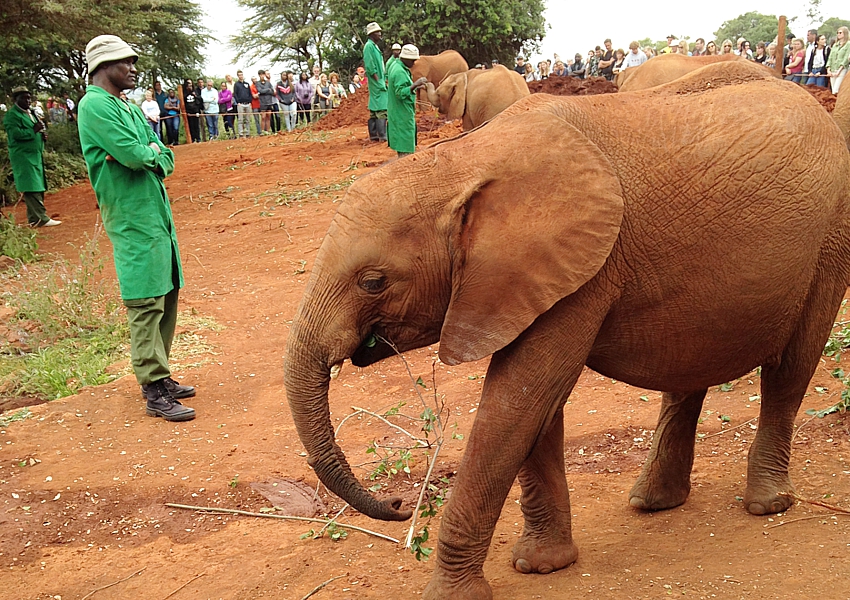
[
  {"xmin": 423, "ymin": 303, "xmax": 607, "ymax": 599},
  {"xmin": 511, "ymin": 407, "xmax": 579, "ymax": 574},
  {"xmin": 629, "ymin": 389, "xmax": 706, "ymax": 511}
]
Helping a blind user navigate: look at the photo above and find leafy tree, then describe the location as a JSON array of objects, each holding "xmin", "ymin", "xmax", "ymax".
[
  {"xmin": 637, "ymin": 38, "xmax": 669, "ymax": 54},
  {"xmin": 0, "ymin": 0, "xmax": 206, "ymax": 98},
  {"xmin": 326, "ymin": 0, "xmax": 546, "ymax": 75},
  {"xmin": 713, "ymin": 12, "xmax": 795, "ymax": 46},
  {"xmin": 818, "ymin": 17, "xmax": 850, "ymax": 39},
  {"xmin": 231, "ymin": 0, "xmax": 333, "ymax": 72}
]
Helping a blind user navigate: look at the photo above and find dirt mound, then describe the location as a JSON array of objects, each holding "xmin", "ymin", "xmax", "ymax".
[
  {"xmin": 313, "ymin": 91, "xmax": 369, "ymax": 131},
  {"xmin": 803, "ymin": 84, "xmax": 836, "ymax": 112},
  {"xmin": 527, "ymin": 76, "xmax": 618, "ymax": 96},
  {"xmin": 421, "ymin": 119, "xmax": 464, "ymax": 143}
]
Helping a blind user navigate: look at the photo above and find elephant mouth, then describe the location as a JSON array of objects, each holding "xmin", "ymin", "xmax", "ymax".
[{"xmin": 350, "ymin": 331, "xmax": 397, "ymax": 367}]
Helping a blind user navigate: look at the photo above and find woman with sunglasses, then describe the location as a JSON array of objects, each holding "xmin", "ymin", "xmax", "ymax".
[
  {"xmin": 705, "ymin": 41, "xmax": 718, "ymax": 56},
  {"xmin": 720, "ymin": 40, "xmax": 734, "ymax": 55}
]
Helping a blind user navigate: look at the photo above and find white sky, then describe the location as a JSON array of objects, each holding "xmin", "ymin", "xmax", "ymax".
[{"xmin": 200, "ymin": 0, "xmax": 846, "ymax": 77}]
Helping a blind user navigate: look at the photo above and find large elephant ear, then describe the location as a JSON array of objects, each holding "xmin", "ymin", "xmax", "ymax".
[
  {"xmin": 444, "ymin": 72, "xmax": 467, "ymax": 120},
  {"xmin": 438, "ymin": 110, "xmax": 624, "ymax": 365}
]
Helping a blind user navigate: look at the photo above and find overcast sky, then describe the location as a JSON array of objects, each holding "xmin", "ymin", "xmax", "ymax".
[{"xmin": 201, "ymin": 0, "xmax": 846, "ymax": 76}]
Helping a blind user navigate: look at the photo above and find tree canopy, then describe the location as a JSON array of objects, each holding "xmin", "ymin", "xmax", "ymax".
[
  {"xmin": 713, "ymin": 12, "xmax": 795, "ymax": 46},
  {"xmin": 326, "ymin": 0, "xmax": 546, "ymax": 73},
  {"xmin": 231, "ymin": 0, "xmax": 333, "ymax": 73},
  {"xmin": 818, "ymin": 17, "xmax": 850, "ymax": 37},
  {"xmin": 0, "ymin": 0, "xmax": 207, "ymax": 97}
]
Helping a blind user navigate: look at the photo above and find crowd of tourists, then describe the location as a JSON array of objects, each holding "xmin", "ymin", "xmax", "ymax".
[
  {"xmin": 516, "ymin": 26, "xmax": 849, "ymax": 94},
  {"xmin": 132, "ymin": 64, "xmax": 368, "ymax": 145}
]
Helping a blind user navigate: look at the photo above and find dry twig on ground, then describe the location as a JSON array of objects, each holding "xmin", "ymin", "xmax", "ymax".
[{"xmin": 80, "ymin": 567, "xmax": 146, "ymax": 600}]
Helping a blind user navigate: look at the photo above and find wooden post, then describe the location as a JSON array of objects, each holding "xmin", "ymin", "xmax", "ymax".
[
  {"xmin": 176, "ymin": 85, "xmax": 191, "ymax": 143},
  {"xmin": 776, "ymin": 16, "xmax": 787, "ymax": 78}
]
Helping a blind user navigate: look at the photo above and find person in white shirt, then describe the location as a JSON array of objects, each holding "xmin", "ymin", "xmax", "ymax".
[
  {"xmin": 801, "ymin": 29, "xmax": 818, "ymax": 84},
  {"xmin": 621, "ymin": 41, "xmax": 647, "ymax": 71},
  {"xmin": 200, "ymin": 79, "xmax": 219, "ymax": 139},
  {"xmin": 140, "ymin": 89, "xmax": 161, "ymax": 137}
]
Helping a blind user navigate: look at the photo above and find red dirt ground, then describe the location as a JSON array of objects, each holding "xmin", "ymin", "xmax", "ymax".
[{"xmin": 1, "ymin": 118, "xmax": 849, "ymax": 600}]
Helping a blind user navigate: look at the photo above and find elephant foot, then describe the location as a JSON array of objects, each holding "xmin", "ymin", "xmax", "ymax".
[
  {"xmin": 629, "ymin": 472, "xmax": 690, "ymax": 511},
  {"xmin": 511, "ymin": 533, "xmax": 579, "ymax": 575},
  {"xmin": 422, "ymin": 570, "xmax": 492, "ymax": 600},
  {"xmin": 743, "ymin": 481, "xmax": 795, "ymax": 515}
]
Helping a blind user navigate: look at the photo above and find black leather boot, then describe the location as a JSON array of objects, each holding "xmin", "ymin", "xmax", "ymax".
[
  {"xmin": 376, "ymin": 118, "xmax": 387, "ymax": 142},
  {"xmin": 367, "ymin": 117, "xmax": 378, "ymax": 141},
  {"xmin": 143, "ymin": 380, "xmax": 196, "ymax": 422},
  {"xmin": 140, "ymin": 377, "xmax": 195, "ymax": 399}
]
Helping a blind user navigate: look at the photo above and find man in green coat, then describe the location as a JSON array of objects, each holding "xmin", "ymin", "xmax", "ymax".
[
  {"xmin": 78, "ymin": 35, "xmax": 196, "ymax": 422},
  {"xmin": 3, "ymin": 87, "xmax": 61, "ymax": 227},
  {"xmin": 387, "ymin": 44, "xmax": 428, "ymax": 157},
  {"xmin": 385, "ymin": 43, "xmax": 402, "ymax": 74},
  {"xmin": 363, "ymin": 22, "xmax": 387, "ymax": 142}
]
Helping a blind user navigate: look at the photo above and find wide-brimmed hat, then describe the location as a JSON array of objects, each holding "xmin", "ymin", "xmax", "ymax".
[
  {"xmin": 85, "ymin": 35, "xmax": 138, "ymax": 73},
  {"xmin": 365, "ymin": 22, "xmax": 382, "ymax": 35},
  {"xmin": 399, "ymin": 44, "xmax": 420, "ymax": 60},
  {"xmin": 392, "ymin": 43, "xmax": 402, "ymax": 50},
  {"xmin": 11, "ymin": 86, "xmax": 30, "ymax": 98}
]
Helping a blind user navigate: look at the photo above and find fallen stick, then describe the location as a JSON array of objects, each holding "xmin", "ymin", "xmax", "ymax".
[
  {"xmin": 300, "ymin": 575, "xmax": 345, "ymax": 600},
  {"xmin": 767, "ymin": 513, "xmax": 848, "ymax": 528},
  {"xmin": 228, "ymin": 206, "xmax": 252, "ymax": 219},
  {"xmin": 336, "ymin": 406, "xmax": 428, "ymax": 446},
  {"xmin": 81, "ymin": 567, "xmax": 146, "ymax": 600},
  {"xmin": 161, "ymin": 573, "xmax": 205, "ymax": 599},
  {"xmin": 164, "ymin": 503, "xmax": 399, "ymax": 543},
  {"xmin": 698, "ymin": 417, "xmax": 758, "ymax": 441},
  {"xmin": 778, "ymin": 492, "xmax": 850, "ymax": 514}
]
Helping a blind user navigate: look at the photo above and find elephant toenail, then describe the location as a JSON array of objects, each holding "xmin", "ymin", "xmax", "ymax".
[
  {"xmin": 514, "ymin": 558, "xmax": 531, "ymax": 574},
  {"xmin": 748, "ymin": 502, "xmax": 766, "ymax": 515},
  {"xmin": 538, "ymin": 563, "xmax": 554, "ymax": 574}
]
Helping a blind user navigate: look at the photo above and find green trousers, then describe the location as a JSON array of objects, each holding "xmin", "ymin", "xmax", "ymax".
[
  {"xmin": 369, "ymin": 109, "xmax": 388, "ymax": 119},
  {"xmin": 22, "ymin": 192, "xmax": 49, "ymax": 225},
  {"xmin": 124, "ymin": 286, "xmax": 178, "ymax": 385}
]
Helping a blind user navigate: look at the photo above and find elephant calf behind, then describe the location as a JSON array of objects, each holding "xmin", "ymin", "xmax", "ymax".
[{"xmin": 424, "ymin": 65, "xmax": 529, "ymax": 130}]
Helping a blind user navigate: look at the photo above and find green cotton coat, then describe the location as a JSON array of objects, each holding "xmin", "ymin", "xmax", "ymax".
[
  {"xmin": 77, "ymin": 85, "xmax": 183, "ymax": 301},
  {"xmin": 363, "ymin": 39, "xmax": 387, "ymax": 111},
  {"xmin": 3, "ymin": 104, "xmax": 46, "ymax": 193},
  {"xmin": 387, "ymin": 60, "xmax": 417, "ymax": 154},
  {"xmin": 385, "ymin": 55, "xmax": 399, "ymax": 76}
]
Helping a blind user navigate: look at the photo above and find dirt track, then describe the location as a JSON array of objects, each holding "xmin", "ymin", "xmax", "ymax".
[{"xmin": 1, "ymin": 115, "xmax": 849, "ymax": 600}]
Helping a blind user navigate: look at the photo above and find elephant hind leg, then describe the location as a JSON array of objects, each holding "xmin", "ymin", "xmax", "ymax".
[
  {"xmin": 511, "ymin": 406, "xmax": 579, "ymax": 575},
  {"xmin": 745, "ymin": 275, "xmax": 847, "ymax": 515},
  {"xmin": 629, "ymin": 389, "xmax": 707, "ymax": 511}
]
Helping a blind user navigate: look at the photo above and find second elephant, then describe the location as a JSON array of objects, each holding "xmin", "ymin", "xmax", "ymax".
[{"xmin": 425, "ymin": 65, "xmax": 530, "ymax": 130}]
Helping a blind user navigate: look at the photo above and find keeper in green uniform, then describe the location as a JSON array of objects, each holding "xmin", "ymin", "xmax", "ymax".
[
  {"xmin": 363, "ymin": 22, "xmax": 388, "ymax": 142},
  {"xmin": 385, "ymin": 43, "xmax": 402, "ymax": 74},
  {"xmin": 3, "ymin": 87, "xmax": 61, "ymax": 227},
  {"xmin": 78, "ymin": 35, "xmax": 196, "ymax": 422},
  {"xmin": 387, "ymin": 44, "xmax": 429, "ymax": 157}
]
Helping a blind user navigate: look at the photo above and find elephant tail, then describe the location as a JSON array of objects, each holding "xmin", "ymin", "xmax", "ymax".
[{"xmin": 833, "ymin": 75, "xmax": 850, "ymax": 150}]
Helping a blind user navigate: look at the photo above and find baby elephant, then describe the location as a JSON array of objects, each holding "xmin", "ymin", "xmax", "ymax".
[
  {"xmin": 424, "ymin": 64, "xmax": 529, "ymax": 130},
  {"xmin": 285, "ymin": 62, "xmax": 850, "ymax": 599}
]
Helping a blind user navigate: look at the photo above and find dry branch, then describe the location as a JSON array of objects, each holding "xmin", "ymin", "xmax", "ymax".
[
  {"xmin": 81, "ymin": 567, "xmax": 145, "ymax": 600},
  {"xmin": 164, "ymin": 503, "xmax": 399, "ymax": 543},
  {"xmin": 300, "ymin": 575, "xmax": 345, "ymax": 600}
]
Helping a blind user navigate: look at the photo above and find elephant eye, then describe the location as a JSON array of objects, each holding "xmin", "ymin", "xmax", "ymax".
[{"xmin": 359, "ymin": 274, "xmax": 387, "ymax": 293}]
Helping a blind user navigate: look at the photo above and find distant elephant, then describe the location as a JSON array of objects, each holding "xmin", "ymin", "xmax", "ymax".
[
  {"xmin": 424, "ymin": 65, "xmax": 530, "ymax": 130},
  {"xmin": 285, "ymin": 61, "xmax": 850, "ymax": 600},
  {"xmin": 411, "ymin": 50, "xmax": 469, "ymax": 109},
  {"xmin": 616, "ymin": 52, "xmax": 753, "ymax": 91}
]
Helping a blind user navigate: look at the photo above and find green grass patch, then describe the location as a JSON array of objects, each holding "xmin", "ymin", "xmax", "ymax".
[
  {"xmin": 0, "ymin": 407, "xmax": 33, "ymax": 427},
  {"xmin": 0, "ymin": 213, "xmax": 38, "ymax": 262},
  {"xmin": 0, "ymin": 232, "xmax": 128, "ymax": 400}
]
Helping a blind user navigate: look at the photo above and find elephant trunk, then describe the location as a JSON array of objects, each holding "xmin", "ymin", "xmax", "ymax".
[
  {"xmin": 425, "ymin": 82, "xmax": 441, "ymax": 111},
  {"xmin": 284, "ymin": 309, "xmax": 412, "ymax": 522}
]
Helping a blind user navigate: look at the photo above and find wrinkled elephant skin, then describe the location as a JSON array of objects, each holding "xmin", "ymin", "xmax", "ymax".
[{"xmin": 284, "ymin": 61, "xmax": 850, "ymax": 599}]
